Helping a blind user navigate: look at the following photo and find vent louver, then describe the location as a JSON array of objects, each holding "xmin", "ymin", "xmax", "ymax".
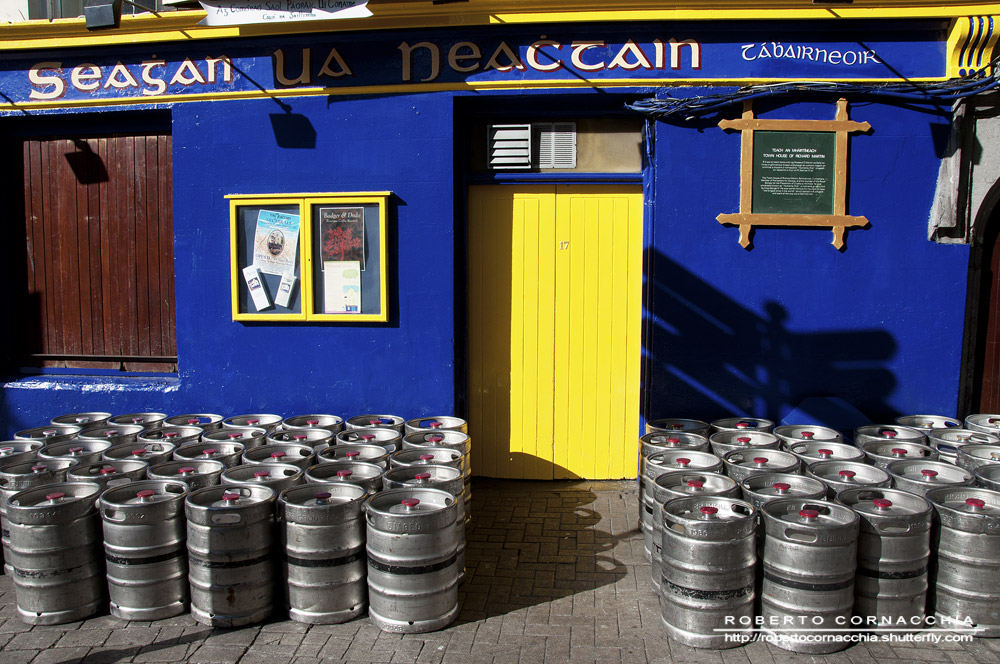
[
  {"xmin": 536, "ymin": 122, "xmax": 577, "ymax": 169},
  {"xmin": 488, "ymin": 124, "xmax": 532, "ymax": 170}
]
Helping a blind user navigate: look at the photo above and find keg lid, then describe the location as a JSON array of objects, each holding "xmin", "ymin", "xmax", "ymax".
[
  {"xmin": 186, "ymin": 484, "xmax": 276, "ymax": 513},
  {"xmin": 383, "ymin": 464, "xmax": 462, "ymax": 487},
  {"xmin": 305, "ymin": 460, "xmax": 384, "ymax": 483},
  {"xmin": 788, "ymin": 441, "xmax": 864, "ymax": 463},
  {"xmin": 724, "ymin": 449, "xmax": 798, "ymax": 470},
  {"xmin": 640, "ymin": 431, "xmax": 709, "ymax": 452},
  {"xmin": 711, "ymin": 417, "xmax": 774, "ymax": 432},
  {"xmin": 220, "ymin": 462, "xmax": 303, "ymax": 486},
  {"xmin": 645, "ymin": 450, "xmax": 721, "ymax": 474},
  {"xmin": 652, "ymin": 471, "xmax": 737, "ymax": 499},
  {"xmin": 224, "ymin": 414, "xmax": 282, "ymax": 429},
  {"xmin": 837, "ymin": 487, "xmax": 932, "ymax": 518},
  {"xmin": 806, "ymin": 460, "xmax": 891, "ymax": 486},
  {"xmin": 661, "ymin": 496, "xmax": 757, "ymax": 538},
  {"xmin": 773, "ymin": 424, "xmax": 843, "ymax": 443},
  {"xmin": 897, "ymin": 415, "xmax": 961, "ymax": 430},
  {"xmin": 366, "ymin": 487, "xmax": 457, "ymax": 521},
  {"xmin": 148, "ymin": 459, "xmax": 225, "ymax": 479},
  {"xmin": 390, "ymin": 447, "xmax": 463, "ymax": 466},
  {"xmin": 887, "ymin": 459, "xmax": 974, "ymax": 485},
  {"xmin": 762, "ymin": 498, "xmax": 859, "ymax": 529},
  {"xmin": 101, "ymin": 479, "xmax": 188, "ymax": 507},
  {"xmin": 926, "ymin": 487, "xmax": 1000, "ymax": 524},
  {"xmin": 645, "ymin": 418, "xmax": 710, "ymax": 434},
  {"xmin": 279, "ymin": 482, "xmax": 366, "ymax": 511},
  {"xmin": 321, "ymin": 444, "xmax": 391, "ymax": 465},
  {"xmin": 68, "ymin": 459, "xmax": 149, "ymax": 480},
  {"xmin": 6, "ymin": 481, "xmax": 102, "ymax": 522},
  {"xmin": 740, "ymin": 473, "xmax": 827, "ymax": 500},
  {"xmin": 346, "ymin": 414, "xmax": 404, "ymax": 430}
]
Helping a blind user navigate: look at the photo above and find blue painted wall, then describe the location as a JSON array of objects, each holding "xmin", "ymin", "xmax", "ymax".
[{"xmin": 0, "ymin": 87, "xmax": 972, "ymax": 437}]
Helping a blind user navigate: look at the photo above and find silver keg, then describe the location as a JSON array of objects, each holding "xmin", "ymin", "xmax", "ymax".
[
  {"xmin": 722, "ymin": 449, "xmax": 800, "ymax": 485},
  {"xmin": 806, "ymin": 461, "xmax": 891, "ymax": 498},
  {"xmin": 404, "ymin": 416, "xmax": 468, "ymax": 435},
  {"xmin": 0, "ymin": 459, "xmax": 78, "ymax": 575},
  {"xmin": 321, "ymin": 444, "xmax": 391, "ymax": 469},
  {"xmin": 862, "ymin": 440, "xmax": 938, "ymax": 470},
  {"xmin": 964, "ymin": 414, "xmax": 1000, "ymax": 436},
  {"xmin": 381, "ymin": 466, "xmax": 467, "ymax": 573},
  {"xmin": 956, "ymin": 444, "xmax": 1000, "ymax": 472},
  {"xmin": 927, "ymin": 487, "xmax": 1000, "ymax": 636},
  {"xmin": 0, "ymin": 441, "xmax": 43, "ymax": 467},
  {"xmin": 402, "ymin": 430, "xmax": 470, "ymax": 459},
  {"xmin": 896, "ymin": 415, "xmax": 962, "ymax": 431},
  {"xmin": 639, "ymin": 432, "xmax": 710, "ymax": 458},
  {"xmin": 773, "ymin": 425, "xmax": 843, "ymax": 448},
  {"xmin": 76, "ymin": 425, "xmax": 145, "ymax": 446},
  {"xmin": 365, "ymin": 487, "xmax": 459, "ymax": 633},
  {"xmin": 38, "ymin": 440, "xmax": 112, "ymax": 465},
  {"xmin": 927, "ymin": 428, "xmax": 997, "ymax": 466},
  {"xmin": 639, "ymin": 450, "xmax": 723, "ymax": 559},
  {"xmin": 100, "ymin": 480, "xmax": 189, "ymax": 620},
  {"xmin": 739, "ymin": 473, "xmax": 828, "ymax": 511},
  {"xmin": 975, "ymin": 464, "xmax": 1000, "ymax": 491},
  {"xmin": 243, "ymin": 443, "xmax": 315, "ymax": 470},
  {"xmin": 148, "ymin": 460, "xmax": 226, "ymax": 491},
  {"xmin": 708, "ymin": 431, "xmax": 780, "ymax": 457},
  {"xmin": 389, "ymin": 448, "xmax": 464, "ymax": 475},
  {"xmin": 346, "ymin": 414, "xmax": 405, "ymax": 432},
  {"xmin": 711, "ymin": 417, "xmax": 775, "ymax": 434},
  {"xmin": 222, "ymin": 414, "xmax": 283, "ymax": 433},
  {"xmin": 645, "ymin": 418, "xmax": 710, "ymax": 436},
  {"xmin": 305, "ymin": 461, "xmax": 385, "ymax": 495},
  {"xmin": 760, "ymin": 499, "xmax": 859, "ymax": 654},
  {"xmin": 185, "ymin": 485, "xmax": 276, "ymax": 627},
  {"xmin": 103, "ymin": 441, "xmax": 176, "ymax": 466},
  {"xmin": 837, "ymin": 488, "xmax": 931, "ymax": 632},
  {"xmin": 221, "ymin": 463, "xmax": 304, "ymax": 494},
  {"xmin": 268, "ymin": 429, "xmax": 335, "ymax": 452},
  {"xmin": 786, "ymin": 441, "xmax": 864, "ymax": 471},
  {"xmin": 648, "ymin": 473, "xmax": 740, "ymax": 595},
  {"xmin": 278, "ymin": 483, "xmax": 368, "ymax": 624},
  {"xmin": 281, "ymin": 414, "xmax": 345, "ymax": 434},
  {"xmin": 164, "ymin": 413, "xmax": 224, "ymax": 430},
  {"xmin": 337, "ymin": 427, "xmax": 403, "ymax": 453},
  {"xmin": 50, "ymin": 412, "xmax": 112, "ymax": 431},
  {"xmin": 67, "ymin": 460, "xmax": 148, "ymax": 493},
  {"xmin": 887, "ymin": 460, "xmax": 974, "ymax": 496},
  {"xmin": 138, "ymin": 426, "xmax": 203, "ymax": 447},
  {"xmin": 854, "ymin": 425, "xmax": 928, "ymax": 449},
  {"xmin": 109, "ymin": 412, "xmax": 167, "ymax": 429},
  {"xmin": 203, "ymin": 427, "xmax": 267, "ymax": 448},
  {"xmin": 659, "ymin": 497, "xmax": 757, "ymax": 649},
  {"xmin": 174, "ymin": 441, "xmax": 246, "ymax": 468},
  {"xmin": 13, "ymin": 424, "xmax": 81, "ymax": 443},
  {"xmin": 6, "ymin": 482, "xmax": 105, "ymax": 624}
]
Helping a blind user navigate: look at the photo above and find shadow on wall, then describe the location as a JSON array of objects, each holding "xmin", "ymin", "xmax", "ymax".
[{"xmin": 641, "ymin": 249, "xmax": 898, "ymax": 424}]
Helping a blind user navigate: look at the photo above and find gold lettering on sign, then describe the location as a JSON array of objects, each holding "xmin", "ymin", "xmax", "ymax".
[
  {"xmin": 448, "ymin": 42, "xmax": 481, "ymax": 73},
  {"xmin": 484, "ymin": 41, "xmax": 525, "ymax": 72},
  {"xmin": 274, "ymin": 49, "xmax": 312, "ymax": 86},
  {"xmin": 141, "ymin": 61, "xmax": 167, "ymax": 96},
  {"xmin": 29, "ymin": 62, "xmax": 65, "ymax": 100},
  {"xmin": 398, "ymin": 41, "xmax": 440, "ymax": 82},
  {"xmin": 318, "ymin": 48, "xmax": 352, "ymax": 78},
  {"xmin": 170, "ymin": 58, "xmax": 207, "ymax": 86},
  {"xmin": 71, "ymin": 64, "xmax": 102, "ymax": 91}
]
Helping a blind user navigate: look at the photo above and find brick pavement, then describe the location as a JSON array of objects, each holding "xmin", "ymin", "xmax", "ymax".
[{"xmin": 0, "ymin": 479, "xmax": 998, "ymax": 663}]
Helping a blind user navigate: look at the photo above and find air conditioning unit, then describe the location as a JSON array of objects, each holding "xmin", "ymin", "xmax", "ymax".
[{"xmin": 488, "ymin": 122, "xmax": 577, "ymax": 170}]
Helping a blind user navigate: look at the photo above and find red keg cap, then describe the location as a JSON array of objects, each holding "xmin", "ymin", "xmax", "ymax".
[
  {"xmin": 891, "ymin": 448, "xmax": 907, "ymax": 456},
  {"xmin": 253, "ymin": 471, "xmax": 270, "ymax": 479},
  {"xmin": 736, "ymin": 422, "xmax": 750, "ymax": 429},
  {"xmin": 800, "ymin": 431, "xmax": 815, "ymax": 439},
  {"xmin": 817, "ymin": 449, "xmax": 833, "ymax": 457},
  {"xmin": 132, "ymin": 417, "xmax": 144, "ymax": 424},
  {"xmin": 315, "ymin": 492, "xmax": 332, "ymax": 500},
  {"xmin": 428, "ymin": 421, "xmax": 443, "ymax": 428},
  {"xmin": 799, "ymin": 509, "xmax": 819, "ymax": 519},
  {"xmin": 369, "ymin": 419, "xmax": 382, "ymax": 426},
  {"xmin": 773, "ymin": 483, "xmax": 791, "ymax": 492},
  {"xmin": 46, "ymin": 492, "xmax": 66, "ymax": 501},
  {"xmin": 966, "ymin": 498, "xmax": 986, "ymax": 509},
  {"xmin": 178, "ymin": 467, "xmax": 195, "ymax": 474},
  {"xmin": 839, "ymin": 470, "xmax": 856, "ymax": 478},
  {"xmin": 753, "ymin": 457, "xmax": 769, "ymax": 465},
  {"xmin": 31, "ymin": 465, "xmax": 47, "ymax": 472},
  {"xmin": 344, "ymin": 450, "xmax": 360, "ymax": 458},
  {"xmin": 665, "ymin": 437, "xmax": 681, "ymax": 446},
  {"xmin": 42, "ymin": 429, "xmax": 57, "ymax": 436},
  {"xmin": 221, "ymin": 493, "xmax": 239, "ymax": 502},
  {"xmin": 671, "ymin": 423, "xmax": 684, "ymax": 430},
  {"xmin": 228, "ymin": 433, "xmax": 244, "ymax": 439},
  {"xmin": 136, "ymin": 489, "xmax": 155, "ymax": 499},
  {"xmin": 686, "ymin": 480, "xmax": 704, "ymax": 489},
  {"xmin": 0, "ymin": 447, "xmax": 11, "ymax": 454},
  {"xmin": 337, "ymin": 470, "xmax": 353, "ymax": 478},
  {"xmin": 131, "ymin": 449, "xmax": 147, "ymax": 456},
  {"xmin": 428, "ymin": 434, "xmax": 445, "ymax": 443},
  {"xmin": 164, "ymin": 432, "xmax": 178, "ymax": 438},
  {"xmin": 294, "ymin": 434, "xmax": 307, "ymax": 441},
  {"xmin": 872, "ymin": 498, "xmax": 892, "ymax": 509},
  {"xmin": 361, "ymin": 434, "xmax": 376, "ymax": 442},
  {"xmin": 247, "ymin": 419, "xmax": 260, "ymax": 425},
  {"xmin": 921, "ymin": 469, "xmax": 938, "ymax": 478},
  {"xmin": 68, "ymin": 446, "xmax": 84, "ymax": 453},
  {"xmin": 401, "ymin": 498, "xmax": 420, "ymax": 508},
  {"xmin": 675, "ymin": 458, "xmax": 691, "ymax": 467},
  {"xmin": 882, "ymin": 430, "xmax": 897, "ymax": 438},
  {"xmin": 99, "ymin": 468, "xmax": 117, "ymax": 475},
  {"xmin": 699, "ymin": 506, "xmax": 718, "ymax": 515},
  {"xmin": 420, "ymin": 454, "xmax": 434, "ymax": 461},
  {"xmin": 736, "ymin": 437, "xmax": 751, "ymax": 444},
  {"xmin": 306, "ymin": 419, "xmax": 319, "ymax": 426},
  {"xmin": 187, "ymin": 419, "xmax": 201, "ymax": 425},
  {"xmin": 270, "ymin": 452, "xmax": 286, "ymax": 460},
  {"xmin": 201, "ymin": 448, "xmax": 218, "ymax": 455},
  {"xmin": 415, "ymin": 473, "xmax": 432, "ymax": 480}
]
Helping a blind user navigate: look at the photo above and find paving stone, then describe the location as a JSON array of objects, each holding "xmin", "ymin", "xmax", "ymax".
[
  {"xmin": 6, "ymin": 629, "xmax": 64, "ymax": 649},
  {"xmin": 29, "ymin": 646, "xmax": 92, "ymax": 664},
  {"xmin": 189, "ymin": 644, "xmax": 251, "ymax": 664}
]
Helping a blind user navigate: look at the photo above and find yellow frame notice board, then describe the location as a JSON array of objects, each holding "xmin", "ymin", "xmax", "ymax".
[{"xmin": 228, "ymin": 192, "xmax": 390, "ymax": 322}]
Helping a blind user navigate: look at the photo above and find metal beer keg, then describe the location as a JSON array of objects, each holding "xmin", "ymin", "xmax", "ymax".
[
  {"xmin": 278, "ymin": 483, "xmax": 368, "ymax": 624},
  {"xmin": 148, "ymin": 460, "xmax": 226, "ymax": 491},
  {"xmin": 760, "ymin": 499, "xmax": 859, "ymax": 654},
  {"xmin": 404, "ymin": 416, "xmax": 468, "ymax": 435},
  {"xmin": 711, "ymin": 417, "xmax": 774, "ymax": 434},
  {"xmin": 164, "ymin": 413, "xmax": 224, "ymax": 430},
  {"xmin": 203, "ymin": 427, "xmax": 267, "ymax": 449},
  {"xmin": 786, "ymin": 441, "xmax": 864, "ymax": 471},
  {"xmin": 862, "ymin": 441, "xmax": 938, "ymax": 470},
  {"xmin": 366, "ymin": 487, "xmax": 460, "ymax": 633},
  {"xmin": 138, "ymin": 426, "xmax": 203, "ymax": 447},
  {"xmin": 100, "ymin": 480, "xmax": 190, "ymax": 620},
  {"xmin": 103, "ymin": 441, "xmax": 177, "ymax": 466},
  {"xmin": 242, "ymin": 443, "xmax": 315, "ymax": 470},
  {"xmin": 708, "ymin": 431, "xmax": 780, "ymax": 458},
  {"xmin": 659, "ymin": 496, "xmax": 757, "ymax": 649},
  {"xmin": 975, "ymin": 464, "xmax": 1000, "ymax": 491},
  {"xmin": 837, "ymin": 488, "xmax": 932, "ymax": 632},
  {"xmin": 927, "ymin": 487, "xmax": 1000, "ymax": 636},
  {"xmin": 896, "ymin": 415, "xmax": 961, "ymax": 431},
  {"xmin": 185, "ymin": 485, "xmax": 276, "ymax": 627},
  {"xmin": 50, "ymin": 412, "xmax": 112, "ymax": 431},
  {"xmin": 337, "ymin": 427, "xmax": 403, "ymax": 453},
  {"xmin": 926, "ymin": 428, "xmax": 998, "ymax": 466},
  {"xmin": 956, "ymin": 444, "xmax": 1000, "ymax": 472},
  {"xmin": 38, "ymin": 440, "xmax": 113, "ymax": 466},
  {"xmin": 174, "ymin": 441, "xmax": 246, "ymax": 468},
  {"xmin": 400, "ymin": 431, "xmax": 472, "ymax": 516},
  {"xmin": 854, "ymin": 425, "xmax": 927, "ymax": 449},
  {"xmin": 639, "ymin": 450, "xmax": 723, "ymax": 559},
  {"xmin": 721, "ymin": 449, "xmax": 799, "ymax": 485},
  {"xmin": 346, "ymin": 414, "xmax": 405, "ymax": 432},
  {"xmin": 806, "ymin": 461, "xmax": 891, "ymax": 498},
  {"xmin": 648, "ymin": 472, "xmax": 740, "ymax": 594},
  {"xmin": 0, "ymin": 459, "xmax": 78, "ymax": 575},
  {"xmin": 13, "ymin": 424, "xmax": 81, "ymax": 444},
  {"xmin": 6, "ymin": 482, "xmax": 105, "ymax": 624},
  {"xmin": 67, "ymin": 460, "xmax": 148, "ymax": 493},
  {"xmin": 639, "ymin": 432, "xmax": 710, "ymax": 459},
  {"xmin": 645, "ymin": 418, "xmax": 710, "ymax": 436},
  {"xmin": 963, "ymin": 414, "xmax": 1000, "ymax": 436},
  {"xmin": 109, "ymin": 412, "xmax": 167, "ymax": 429},
  {"xmin": 223, "ymin": 414, "xmax": 283, "ymax": 433},
  {"xmin": 305, "ymin": 461, "xmax": 385, "ymax": 495},
  {"xmin": 281, "ymin": 414, "xmax": 344, "ymax": 435},
  {"xmin": 76, "ymin": 425, "xmax": 146, "ymax": 446},
  {"xmin": 268, "ymin": 428, "xmax": 335, "ymax": 452},
  {"xmin": 321, "ymin": 444, "xmax": 392, "ymax": 469},
  {"xmin": 887, "ymin": 460, "xmax": 974, "ymax": 497},
  {"xmin": 221, "ymin": 463, "xmax": 304, "ymax": 494},
  {"xmin": 773, "ymin": 425, "xmax": 843, "ymax": 449},
  {"xmin": 0, "ymin": 441, "xmax": 43, "ymax": 467},
  {"xmin": 390, "ymin": 448, "xmax": 464, "ymax": 474},
  {"xmin": 739, "ymin": 473, "xmax": 828, "ymax": 511}
]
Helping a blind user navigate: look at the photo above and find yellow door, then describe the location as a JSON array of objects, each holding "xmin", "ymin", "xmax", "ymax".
[{"xmin": 467, "ymin": 185, "xmax": 643, "ymax": 479}]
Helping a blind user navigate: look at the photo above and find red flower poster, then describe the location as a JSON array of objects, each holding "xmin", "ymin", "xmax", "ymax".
[{"xmin": 320, "ymin": 206, "xmax": 365, "ymax": 270}]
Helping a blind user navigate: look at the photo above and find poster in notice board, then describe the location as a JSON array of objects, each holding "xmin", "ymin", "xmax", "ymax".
[{"xmin": 752, "ymin": 131, "xmax": 836, "ymax": 215}]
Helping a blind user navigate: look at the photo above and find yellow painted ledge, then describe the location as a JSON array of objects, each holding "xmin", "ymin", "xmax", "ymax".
[{"xmin": 3, "ymin": 2, "xmax": 1000, "ymax": 51}]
